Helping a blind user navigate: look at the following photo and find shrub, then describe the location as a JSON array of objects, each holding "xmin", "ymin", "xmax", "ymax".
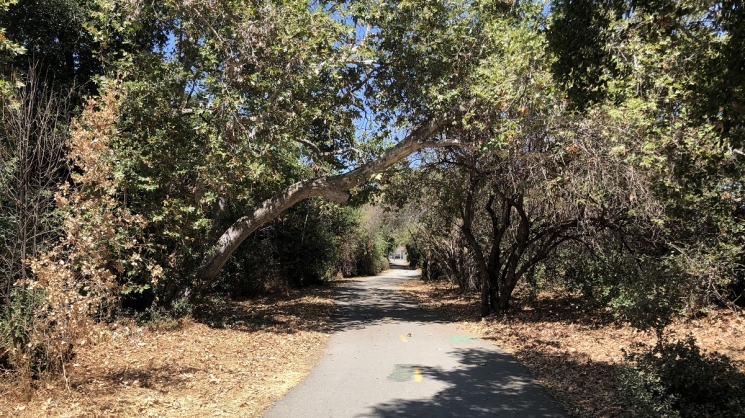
[
  {"xmin": 406, "ymin": 243, "xmax": 424, "ymax": 269},
  {"xmin": 1, "ymin": 85, "xmax": 148, "ymax": 381},
  {"xmin": 0, "ymin": 286, "xmax": 75, "ymax": 380},
  {"xmin": 338, "ymin": 232, "xmax": 389, "ymax": 277},
  {"xmin": 219, "ymin": 200, "xmax": 359, "ymax": 296},
  {"xmin": 618, "ymin": 336, "xmax": 745, "ymax": 418},
  {"xmin": 337, "ymin": 206, "xmax": 393, "ymax": 277}
]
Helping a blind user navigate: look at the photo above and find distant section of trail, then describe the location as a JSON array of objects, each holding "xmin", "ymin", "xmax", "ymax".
[{"xmin": 263, "ymin": 260, "xmax": 567, "ymax": 417}]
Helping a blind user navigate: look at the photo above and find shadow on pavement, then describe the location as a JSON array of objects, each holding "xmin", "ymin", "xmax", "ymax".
[
  {"xmin": 330, "ymin": 275, "xmax": 450, "ymax": 332},
  {"xmin": 361, "ymin": 347, "xmax": 565, "ymax": 418},
  {"xmin": 387, "ymin": 262, "xmax": 410, "ymax": 270}
]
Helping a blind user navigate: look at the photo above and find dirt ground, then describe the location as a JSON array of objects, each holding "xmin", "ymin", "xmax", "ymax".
[
  {"xmin": 0, "ymin": 285, "xmax": 337, "ymax": 417},
  {"xmin": 3, "ymin": 274, "xmax": 742, "ymax": 418},
  {"xmin": 398, "ymin": 278, "xmax": 745, "ymax": 418}
]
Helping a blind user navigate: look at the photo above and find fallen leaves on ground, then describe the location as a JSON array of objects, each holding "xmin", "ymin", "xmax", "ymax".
[
  {"xmin": 399, "ymin": 279, "xmax": 745, "ymax": 418},
  {"xmin": 0, "ymin": 286, "xmax": 336, "ymax": 417}
]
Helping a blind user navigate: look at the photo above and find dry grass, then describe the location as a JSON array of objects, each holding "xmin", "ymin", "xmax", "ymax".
[
  {"xmin": 399, "ymin": 278, "xmax": 745, "ymax": 418},
  {"xmin": 0, "ymin": 285, "xmax": 336, "ymax": 417}
]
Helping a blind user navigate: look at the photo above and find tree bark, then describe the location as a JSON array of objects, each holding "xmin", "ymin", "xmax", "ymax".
[
  {"xmin": 498, "ymin": 281, "xmax": 516, "ymax": 310},
  {"xmin": 459, "ymin": 175, "xmax": 492, "ymax": 317},
  {"xmin": 495, "ymin": 194, "xmax": 530, "ymax": 311},
  {"xmin": 485, "ymin": 194, "xmax": 510, "ymax": 312},
  {"xmin": 195, "ymin": 115, "xmax": 473, "ymax": 292}
]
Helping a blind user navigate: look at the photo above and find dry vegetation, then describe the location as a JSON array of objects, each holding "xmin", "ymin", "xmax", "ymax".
[
  {"xmin": 0, "ymin": 286, "xmax": 336, "ymax": 417},
  {"xmin": 399, "ymin": 278, "xmax": 745, "ymax": 418}
]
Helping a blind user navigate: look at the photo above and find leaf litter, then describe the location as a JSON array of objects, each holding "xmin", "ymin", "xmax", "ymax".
[
  {"xmin": 0, "ymin": 285, "xmax": 336, "ymax": 417},
  {"xmin": 398, "ymin": 279, "xmax": 744, "ymax": 418}
]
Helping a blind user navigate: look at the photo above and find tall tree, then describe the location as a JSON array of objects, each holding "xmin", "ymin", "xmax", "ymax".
[
  {"xmin": 547, "ymin": 0, "xmax": 745, "ymax": 312},
  {"xmin": 28, "ymin": 0, "xmax": 486, "ymax": 302}
]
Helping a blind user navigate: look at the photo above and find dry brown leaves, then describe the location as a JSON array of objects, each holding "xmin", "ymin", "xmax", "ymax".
[
  {"xmin": 0, "ymin": 285, "xmax": 336, "ymax": 417},
  {"xmin": 399, "ymin": 279, "xmax": 745, "ymax": 418}
]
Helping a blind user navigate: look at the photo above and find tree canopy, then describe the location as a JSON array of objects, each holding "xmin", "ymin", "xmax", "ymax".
[{"xmin": 1, "ymin": 0, "xmax": 744, "ymax": 387}]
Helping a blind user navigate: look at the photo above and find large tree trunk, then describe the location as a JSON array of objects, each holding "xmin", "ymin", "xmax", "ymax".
[
  {"xmin": 459, "ymin": 176, "xmax": 492, "ymax": 317},
  {"xmin": 498, "ymin": 282, "xmax": 515, "ymax": 311},
  {"xmin": 195, "ymin": 115, "xmax": 472, "ymax": 292},
  {"xmin": 488, "ymin": 276, "xmax": 499, "ymax": 311},
  {"xmin": 485, "ymin": 195, "xmax": 509, "ymax": 313}
]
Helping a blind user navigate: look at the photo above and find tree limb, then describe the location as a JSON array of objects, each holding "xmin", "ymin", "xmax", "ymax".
[
  {"xmin": 195, "ymin": 114, "xmax": 475, "ymax": 291},
  {"xmin": 294, "ymin": 138, "xmax": 364, "ymax": 163}
]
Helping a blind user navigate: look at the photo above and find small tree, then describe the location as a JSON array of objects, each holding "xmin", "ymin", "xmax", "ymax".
[{"xmin": 0, "ymin": 70, "xmax": 68, "ymax": 377}]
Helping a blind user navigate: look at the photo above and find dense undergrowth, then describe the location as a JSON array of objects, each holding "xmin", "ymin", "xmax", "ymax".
[{"xmin": 619, "ymin": 337, "xmax": 745, "ymax": 418}]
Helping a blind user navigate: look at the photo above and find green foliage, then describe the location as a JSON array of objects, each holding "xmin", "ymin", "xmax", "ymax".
[
  {"xmin": 357, "ymin": 0, "xmax": 489, "ymax": 124},
  {"xmin": 213, "ymin": 203, "xmax": 394, "ymax": 296},
  {"xmin": 219, "ymin": 200, "xmax": 358, "ymax": 296},
  {"xmin": 337, "ymin": 206, "xmax": 392, "ymax": 277},
  {"xmin": 619, "ymin": 337, "xmax": 745, "ymax": 418},
  {"xmin": 0, "ymin": 286, "xmax": 66, "ymax": 377},
  {"xmin": 542, "ymin": 230, "xmax": 739, "ymax": 333},
  {"xmin": 0, "ymin": 0, "xmax": 99, "ymax": 89},
  {"xmin": 377, "ymin": 0, "xmax": 745, "ymax": 320},
  {"xmin": 405, "ymin": 243, "xmax": 423, "ymax": 269},
  {"xmin": 539, "ymin": 0, "xmax": 745, "ymax": 322},
  {"xmin": 349, "ymin": 233, "xmax": 390, "ymax": 277},
  {"xmin": 75, "ymin": 0, "xmax": 369, "ymax": 300},
  {"xmin": 547, "ymin": 0, "xmax": 624, "ymax": 108},
  {"xmin": 0, "ymin": 0, "xmax": 24, "ymax": 98},
  {"xmin": 1, "ymin": 0, "xmax": 744, "ymax": 387},
  {"xmin": 1, "ymin": 287, "xmax": 38, "ymax": 367},
  {"xmin": 0, "ymin": 0, "xmax": 168, "ymax": 99}
]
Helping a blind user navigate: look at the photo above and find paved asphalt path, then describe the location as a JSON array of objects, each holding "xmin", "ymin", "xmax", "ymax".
[{"xmin": 264, "ymin": 261, "xmax": 567, "ymax": 418}]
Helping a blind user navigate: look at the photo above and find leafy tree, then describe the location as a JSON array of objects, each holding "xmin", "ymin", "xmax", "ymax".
[
  {"xmin": 546, "ymin": 0, "xmax": 745, "ymax": 317},
  {"xmin": 29, "ymin": 0, "xmax": 482, "ymax": 305},
  {"xmin": 388, "ymin": 0, "xmax": 739, "ymax": 320},
  {"xmin": 0, "ymin": 0, "xmax": 168, "ymax": 97},
  {"xmin": 2, "ymin": 0, "xmax": 740, "ymax": 342},
  {"xmin": 0, "ymin": 0, "xmax": 24, "ymax": 98}
]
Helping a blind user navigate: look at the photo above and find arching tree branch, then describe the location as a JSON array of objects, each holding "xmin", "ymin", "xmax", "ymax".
[{"xmin": 195, "ymin": 115, "xmax": 475, "ymax": 292}]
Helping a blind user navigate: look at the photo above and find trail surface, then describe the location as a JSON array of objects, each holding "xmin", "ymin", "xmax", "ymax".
[{"xmin": 264, "ymin": 262, "xmax": 567, "ymax": 417}]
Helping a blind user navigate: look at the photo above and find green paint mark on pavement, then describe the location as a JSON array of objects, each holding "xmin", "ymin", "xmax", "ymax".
[
  {"xmin": 449, "ymin": 335, "xmax": 477, "ymax": 342},
  {"xmin": 388, "ymin": 364, "xmax": 420, "ymax": 382}
]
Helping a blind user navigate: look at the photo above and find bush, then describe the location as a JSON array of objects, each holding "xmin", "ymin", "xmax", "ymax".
[
  {"xmin": 406, "ymin": 228, "xmax": 479, "ymax": 290},
  {"xmin": 0, "ymin": 287, "xmax": 72, "ymax": 379},
  {"xmin": 338, "ymin": 232, "xmax": 389, "ymax": 277},
  {"xmin": 406, "ymin": 243, "xmax": 424, "ymax": 269},
  {"xmin": 337, "ymin": 206, "xmax": 393, "ymax": 277},
  {"xmin": 218, "ymin": 200, "xmax": 359, "ymax": 296},
  {"xmin": 618, "ymin": 336, "xmax": 745, "ymax": 418}
]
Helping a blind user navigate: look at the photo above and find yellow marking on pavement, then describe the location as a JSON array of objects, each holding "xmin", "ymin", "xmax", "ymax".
[
  {"xmin": 413, "ymin": 366, "xmax": 423, "ymax": 382},
  {"xmin": 399, "ymin": 335, "xmax": 408, "ymax": 343}
]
